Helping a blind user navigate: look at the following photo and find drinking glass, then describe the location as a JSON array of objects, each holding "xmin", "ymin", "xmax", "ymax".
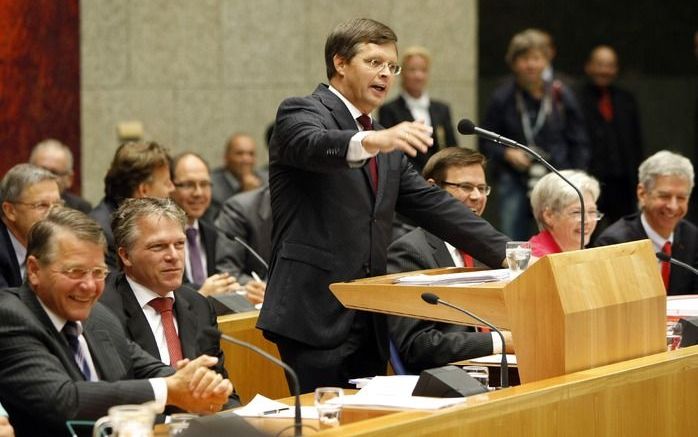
[
  {"xmin": 314, "ymin": 387, "xmax": 344, "ymax": 428},
  {"xmin": 506, "ymin": 241, "xmax": 532, "ymax": 279},
  {"xmin": 92, "ymin": 404, "xmax": 155, "ymax": 437},
  {"xmin": 168, "ymin": 413, "xmax": 197, "ymax": 436}
]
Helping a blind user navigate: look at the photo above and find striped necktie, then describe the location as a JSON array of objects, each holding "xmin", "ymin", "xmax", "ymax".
[{"xmin": 63, "ymin": 321, "xmax": 93, "ymax": 381}]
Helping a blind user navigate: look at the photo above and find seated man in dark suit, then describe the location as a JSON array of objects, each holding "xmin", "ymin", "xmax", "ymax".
[
  {"xmin": 0, "ymin": 164, "xmax": 62, "ymax": 288},
  {"xmin": 387, "ymin": 148, "xmax": 513, "ymax": 373},
  {"xmin": 170, "ymin": 152, "xmax": 239, "ymax": 296},
  {"xmin": 90, "ymin": 141, "xmax": 175, "ymax": 270},
  {"xmin": 101, "ymin": 197, "xmax": 239, "ymax": 406},
  {"xmin": 29, "ymin": 139, "xmax": 92, "ymax": 214},
  {"xmin": 378, "ymin": 45, "xmax": 458, "ymax": 173},
  {"xmin": 215, "ymin": 184, "xmax": 271, "ymax": 304},
  {"xmin": 0, "ymin": 207, "xmax": 232, "ymax": 437},
  {"xmin": 593, "ymin": 150, "xmax": 697, "ymax": 294}
]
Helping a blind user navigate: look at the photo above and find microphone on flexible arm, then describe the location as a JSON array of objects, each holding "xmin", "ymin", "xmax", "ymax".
[
  {"xmin": 202, "ymin": 328, "xmax": 303, "ymax": 437},
  {"xmin": 458, "ymin": 118, "xmax": 586, "ymax": 250},
  {"xmin": 231, "ymin": 235, "xmax": 269, "ymax": 273},
  {"xmin": 656, "ymin": 252, "xmax": 698, "ymax": 276},
  {"xmin": 421, "ymin": 292, "xmax": 509, "ymax": 388}
]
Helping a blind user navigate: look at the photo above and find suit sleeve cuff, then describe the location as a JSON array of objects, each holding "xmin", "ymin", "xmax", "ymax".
[
  {"xmin": 149, "ymin": 378, "xmax": 168, "ymax": 413},
  {"xmin": 346, "ymin": 131, "xmax": 377, "ymax": 166},
  {"xmin": 490, "ymin": 332, "xmax": 502, "ymax": 354}
]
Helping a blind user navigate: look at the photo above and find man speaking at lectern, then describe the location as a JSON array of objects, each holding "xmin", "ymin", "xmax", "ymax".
[{"xmin": 258, "ymin": 17, "xmax": 510, "ymax": 392}]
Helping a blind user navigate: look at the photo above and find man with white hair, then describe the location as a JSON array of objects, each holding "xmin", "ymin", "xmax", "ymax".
[{"xmin": 593, "ymin": 150, "xmax": 697, "ymax": 294}]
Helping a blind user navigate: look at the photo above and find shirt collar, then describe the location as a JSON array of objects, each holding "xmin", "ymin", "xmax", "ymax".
[
  {"xmin": 640, "ymin": 213, "xmax": 674, "ymax": 252},
  {"xmin": 35, "ymin": 294, "xmax": 80, "ymax": 334},
  {"xmin": 125, "ymin": 275, "xmax": 176, "ymax": 310},
  {"xmin": 402, "ymin": 92, "xmax": 430, "ymax": 109},
  {"xmin": 328, "ymin": 85, "xmax": 367, "ymax": 125}
]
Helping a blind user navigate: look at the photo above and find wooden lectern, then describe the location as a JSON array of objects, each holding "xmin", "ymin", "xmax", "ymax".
[{"xmin": 330, "ymin": 240, "xmax": 666, "ymax": 383}]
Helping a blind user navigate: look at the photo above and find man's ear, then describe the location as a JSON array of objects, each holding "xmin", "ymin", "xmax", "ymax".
[
  {"xmin": 333, "ymin": 54, "xmax": 347, "ymax": 77},
  {"xmin": 2, "ymin": 201, "xmax": 16, "ymax": 222},
  {"xmin": 134, "ymin": 181, "xmax": 149, "ymax": 198},
  {"xmin": 636, "ymin": 183, "xmax": 646, "ymax": 209},
  {"xmin": 26, "ymin": 255, "xmax": 40, "ymax": 284},
  {"xmin": 426, "ymin": 178, "xmax": 437, "ymax": 187},
  {"xmin": 117, "ymin": 246, "xmax": 132, "ymax": 268}
]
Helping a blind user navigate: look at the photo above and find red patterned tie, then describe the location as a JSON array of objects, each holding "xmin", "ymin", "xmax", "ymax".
[
  {"xmin": 661, "ymin": 241, "xmax": 672, "ymax": 291},
  {"xmin": 598, "ymin": 87, "xmax": 613, "ymax": 122},
  {"xmin": 148, "ymin": 297, "xmax": 183, "ymax": 365},
  {"xmin": 356, "ymin": 114, "xmax": 378, "ymax": 193}
]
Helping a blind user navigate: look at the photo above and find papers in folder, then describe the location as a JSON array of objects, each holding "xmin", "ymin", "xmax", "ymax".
[{"xmin": 394, "ymin": 268, "xmax": 510, "ymax": 285}]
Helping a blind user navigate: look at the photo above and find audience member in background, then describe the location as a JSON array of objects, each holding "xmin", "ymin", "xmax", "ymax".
[
  {"xmin": 529, "ymin": 170, "xmax": 601, "ymax": 257},
  {"xmin": 378, "ymin": 46, "xmax": 458, "ymax": 173},
  {"xmin": 208, "ymin": 133, "xmax": 267, "ymax": 219},
  {"xmin": 577, "ymin": 45, "xmax": 644, "ymax": 229},
  {"xmin": 386, "ymin": 148, "xmax": 513, "ymax": 373},
  {"xmin": 29, "ymin": 139, "xmax": 92, "ymax": 214},
  {"xmin": 170, "ymin": 152, "xmax": 239, "ymax": 296},
  {"xmin": 0, "ymin": 207, "xmax": 232, "ymax": 436},
  {"xmin": 480, "ymin": 28, "xmax": 590, "ymax": 240},
  {"xmin": 215, "ymin": 184, "xmax": 271, "ymax": 305},
  {"xmin": 258, "ymin": 17, "xmax": 509, "ymax": 392},
  {"xmin": 593, "ymin": 151, "xmax": 697, "ymax": 294},
  {"xmin": 100, "ymin": 198, "xmax": 239, "ymax": 407},
  {"xmin": 0, "ymin": 403, "xmax": 14, "ymax": 437},
  {"xmin": 90, "ymin": 141, "xmax": 174, "ymax": 270},
  {"xmin": 0, "ymin": 164, "xmax": 62, "ymax": 288}
]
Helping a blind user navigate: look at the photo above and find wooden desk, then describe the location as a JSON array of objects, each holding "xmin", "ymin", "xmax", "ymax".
[{"xmin": 217, "ymin": 311, "xmax": 290, "ymax": 404}]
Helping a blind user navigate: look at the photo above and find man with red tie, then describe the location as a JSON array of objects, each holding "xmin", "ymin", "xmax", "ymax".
[
  {"xmin": 258, "ymin": 17, "xmax": 510, "ymax": 392},
  {"xmin": 386, "ymin": 148, "xmax": 514, "ymax": 373},
  {"xmin": 100, "ymin": 197, "xmax": 239, "ymax": 406},
  {"xmin": 593, "ymin": 150, "xmax": 697, "ymax": 294}
]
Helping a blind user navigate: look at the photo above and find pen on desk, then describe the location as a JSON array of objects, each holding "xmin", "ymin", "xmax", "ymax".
[
  {"xmin": 251, "ymin": 271, "xmax": 262, "ymax": 282},
  {"xmin": 262, "ymin": 407, "xmax": 289, "ymax": 415}
]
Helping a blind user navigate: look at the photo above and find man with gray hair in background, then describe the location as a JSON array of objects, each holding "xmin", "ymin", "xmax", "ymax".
[
  {"xmin": 0, "ymin": 164, "xmax": 62, "ymax": 288},
  {"xmin": 29, "ymin": 139, "xmax": 92, "ymax": 214},
  {"xmin": 593, "ymin": 150, "xmax": 697, "ymax": 294}
]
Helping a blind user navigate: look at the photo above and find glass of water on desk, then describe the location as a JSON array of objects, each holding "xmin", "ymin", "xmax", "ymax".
[
  {"xmin": 314, "ymin": 387, "xmax": 344, "ymax": 428},
  {"xmin": 506, "ymin": 241, "xmax": 532, "ymax": 279}
]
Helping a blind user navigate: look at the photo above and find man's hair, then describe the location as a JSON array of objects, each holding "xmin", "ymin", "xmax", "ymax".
[
  {"xmin": 29, "ymin": 139, "xmax": 74, "ymax": 173},
  {"xmin": 170, "ymin": 152, "xmax": 211, "ymax": 181},
  {"xmin": 505, "ymin": 28, "xmax": 551, "ymax": 66},
  {"xmin": 27, "ymin": 207, "xmax": 106, "ymax": 265},
  {"xmin": 638, "ymin": 150, "xmax": 694, "ymax": 194},
  {"xmin": 530, "ymin": 170, "xmax": 601, "ymax": 230},
  {"xmin": 422, "ymin": 147, "xmax": 487, "ymax": 184},
  {"xmin": 0, "ymin": 164, "xmax": 58, "ymax": 205},
  {"xmin": 224, "ymin": 132, "xmax": 255, "ymax": 155},
  {"xmin": 104, "ymin": 141, "xmax": 171, "ymax": 205},
  {"xmin": 401, "ymin": 45, "xmax": 431, "ymax": 68},
  {"xmin": 112, "ymin": 197, "xmax": 186, "ymax": 252},
  {"xmin": 324, "ymin": 18, "xmax": 398, "ymax": 80}
]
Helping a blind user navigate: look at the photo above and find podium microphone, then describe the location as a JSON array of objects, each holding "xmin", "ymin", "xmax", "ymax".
[
  {"xmin": 203, "ymin": 328, "xmax": 302, "ymax": 436},
  {"xmin": 458, "ymin": 118, "xmax": 586, "ymax": 250},
  {"xmin": 232, "ymin": 235, "xmax": 269, "ymax": 272},
  {"xmin": 656, "ymin": 252, "xmax": 698, "ymax": 276},
  {"xmin": 421, "ymin": 292, "xmax": 509, "ymax": 388}
]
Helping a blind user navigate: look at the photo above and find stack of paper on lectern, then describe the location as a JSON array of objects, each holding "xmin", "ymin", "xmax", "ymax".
[{"xmin": 394, "ymin": 268, "xmax": 510, "ymax": 285}]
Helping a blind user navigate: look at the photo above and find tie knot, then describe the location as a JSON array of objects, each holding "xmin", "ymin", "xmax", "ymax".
[
  {"xmin": 357, "ymin": 114, "xmax": 373, "ymax": 131},
  {"xmin": 186, "ymin": 227, "xmax": 198, "ymax": 241},
  {"xmin": 149, "ymin": 297, "xmax": 174, "ymax": 314},
  {"xmin": 62, "ymin": 321, "xmax": 81, "ymax": 337},
  {"xmin": 662, "ymin": 241, "xmax": 672, "ymax": 255}
]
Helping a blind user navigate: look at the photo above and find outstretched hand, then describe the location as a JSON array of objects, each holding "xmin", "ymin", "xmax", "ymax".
[{"xmin": 361, "ymin": 121, "xmax": 433, "ymax": 157}]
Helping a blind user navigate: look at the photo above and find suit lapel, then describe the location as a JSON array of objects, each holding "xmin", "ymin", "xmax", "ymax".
[
  {"xmin": 173, "ymin": 291, "xmax": 198, "ymax": 359},
  {"xmin": 83, "ymin": 325, "xmax": 123, "ymax": 380},
  {"xmin": 198, "ymin": 221, "xmax": 217, "ymax": 277},
  {"xmin": 118, "ymin": 276, "xmax": 162, "ymax": 360},
  {"xmin": 397, "ymin": 96, "xmax": 415, "ymax": 122},
  {"xmin": 425, "ymin": 231, "xmax": 456, "ymax": 267}
]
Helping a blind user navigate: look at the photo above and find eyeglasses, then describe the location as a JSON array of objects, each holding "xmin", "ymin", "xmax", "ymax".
[
  {"xmin": 565, "ymin": 210, "xmax": 605, "ymax": 222},
  {"xmin": 52, "ymin": 266, "xmax": 109, "ymax": 281},
  {"xmin": 173, "ymin": 180, "xmax": 213, "ymax": 191},
  {"xmin": 363, "ymin": 58, "xmax": 401, "ymax": 75},
  {"xmin": 441, "ymin": 181, "xmax": 492, "ymax": 196},
  {"xmin": 11, "ymin": 199, "xmax": 65, "ymax": 211}
]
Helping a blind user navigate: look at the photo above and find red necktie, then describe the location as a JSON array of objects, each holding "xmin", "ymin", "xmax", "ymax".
[
  {"xmin": 356, "ymin": 114, "xmax": 378, "ymax": 193},
  {"xmin": 148, "ymin": 297, "xmax": 183, "ymax": 365},
  {"xmin": 661, "ymin": 241, "xmax": 672, "ymax": 291},
  {"xmin": 458, "ymin": 249, "xmax": 474, "ymax": 268},
  {"xmin": 598, "ymin": 87, "xmax": 613, "ymax": 122}
]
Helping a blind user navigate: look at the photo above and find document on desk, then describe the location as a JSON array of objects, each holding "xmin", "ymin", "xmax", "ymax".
[
  {"xmin": 233, "ymin": 394, "xmax": 318, "ymax": 419},
  {"xmin": 338, "ymin": 376, "xmax": 468, "ymax": 410},
  {"xmin": 394, "ymin": 269, "xmax": 510, "ymax": 285},
  {"xmin": 667, "ymin": 295, "xmax": 698, "ymax": 317}
]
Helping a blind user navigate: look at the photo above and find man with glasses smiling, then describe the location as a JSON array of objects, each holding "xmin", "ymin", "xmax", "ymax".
[
  {"xmin": 259, "ymin": 18, "xmax": 509, "ymax": 392},
  {"xmin": 0, "ymin": 164, "xmax": 63, "ymax": 288}
]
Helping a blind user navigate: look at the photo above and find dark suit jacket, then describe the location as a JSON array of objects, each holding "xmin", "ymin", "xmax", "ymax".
[
  {"xmin": 257, "ymin": 84, "xmax": 509, "ymax": 354},
  {"xmin": 0, "ymin": 220, "xmax": 22, "ymax": 289},
  {"xmin": 378, "ymin": 95, "xmax": 458, "ymax": 172},
  {"xmin": 62, "ymin": 191, "xmax": 93, "ymax": 214},
  {"xmin": 208, "ymin": 167, "xmax": 268, "ymax": 221},
  {"xmin": 386, "ymin": 228, "xmax": 493, "ymax": 373},
  {"xmin": 89, "ymin": 198, "xmax": 119, "ymax": 270},
  {"xmin": 100, "ymin": 273, "xmax": 228, "ymax": 377},
  {"xmin": 0, "ymin": 284, "xmax": 173, "ymax": 437},
  {"xmin": 592, "ymin": 213, "xmax": 698, "ymax": 294},
  {"xmin": 215, "ymin": 184, "xmax": 272, "ymax": 284}
]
